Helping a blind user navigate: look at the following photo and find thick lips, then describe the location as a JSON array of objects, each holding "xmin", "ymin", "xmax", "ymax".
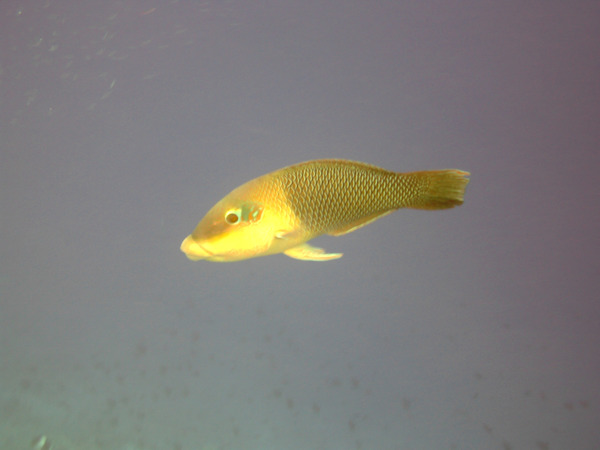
[{"xmin": 180, "ymin": 235, "xmax": 213, "ymax": 260}]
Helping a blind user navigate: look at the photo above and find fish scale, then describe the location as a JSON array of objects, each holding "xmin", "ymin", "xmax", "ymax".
[{"xmin": 272, "ymin": 160, "xmax": 423, "ymax": 235}]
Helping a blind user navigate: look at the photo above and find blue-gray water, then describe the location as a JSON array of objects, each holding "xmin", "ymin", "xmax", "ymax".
[{"xmin": 1, "ymin": 1, "xmax": 599, "ymax": 449}]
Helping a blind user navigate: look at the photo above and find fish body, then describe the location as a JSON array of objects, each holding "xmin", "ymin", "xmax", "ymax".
[{"xmin": 181, "ymin": 159, "xmax": 470, "ymax": 262}]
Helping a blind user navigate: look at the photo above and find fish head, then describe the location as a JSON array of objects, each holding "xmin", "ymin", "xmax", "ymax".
[{"xmin": 181, "ymin": 193, "xmax": 281, "ymax": 262}]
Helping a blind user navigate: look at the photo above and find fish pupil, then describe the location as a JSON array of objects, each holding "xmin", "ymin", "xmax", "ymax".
[{"xmin": 225, "ymin": 212, "xmax": 240, "ymax": 224}]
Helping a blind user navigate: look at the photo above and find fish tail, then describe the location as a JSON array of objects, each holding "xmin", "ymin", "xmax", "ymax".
[{"xmin": 406, "ymin": 169, "xmax": 470, "ymax": 210}]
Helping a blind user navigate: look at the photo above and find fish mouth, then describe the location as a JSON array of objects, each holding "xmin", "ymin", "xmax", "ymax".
[{"xmin": 180, "ymin": 236, "xmax": 214, "ymax": 260}]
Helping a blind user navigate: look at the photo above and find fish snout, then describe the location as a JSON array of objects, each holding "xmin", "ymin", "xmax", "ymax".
[{"xmin": 180, "ymin": 235, "xmax": 212, "ymax": 261}]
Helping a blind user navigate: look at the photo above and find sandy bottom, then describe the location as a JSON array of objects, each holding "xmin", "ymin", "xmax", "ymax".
[{"xmin": 0, "ymin": 390, "xmax": 130, "ymax": 450}]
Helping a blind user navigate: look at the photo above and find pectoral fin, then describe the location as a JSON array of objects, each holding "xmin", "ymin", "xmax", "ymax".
[
  {"xmin": 283, "ymin": 243, "xmax": 343, "ymax": 261},
  {"xmin": 275, "ymin": 229, "xmax": 303, "ymax": 240}
]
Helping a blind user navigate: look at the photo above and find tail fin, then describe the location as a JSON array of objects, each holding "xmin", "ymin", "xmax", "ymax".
[{"xmin": 409, "ymin": 169, "xmax": 470, "ymax": 210}]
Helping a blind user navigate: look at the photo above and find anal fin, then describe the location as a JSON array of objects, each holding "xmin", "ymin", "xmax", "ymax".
[
  {"xmin": 328, "ymin": 210, "xmax": 394, "ymax": 236},
  {"xmin": 284, "ymin": 243, "xmax": 343, "ymax": 261}
]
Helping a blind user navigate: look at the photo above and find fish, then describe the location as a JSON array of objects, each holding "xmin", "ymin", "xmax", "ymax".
[{"xmin": 180, "ymin": 159, "xmax": 470, "ymax": 262}]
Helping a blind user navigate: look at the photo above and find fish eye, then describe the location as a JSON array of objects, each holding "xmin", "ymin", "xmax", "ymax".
[{"xmin": 225, "ymin": 210, "xmax": 241, "ymax": 225}]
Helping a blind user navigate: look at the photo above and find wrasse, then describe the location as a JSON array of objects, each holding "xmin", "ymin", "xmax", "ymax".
[{"xmin": 181, "ymin": 159, "xmax": 470, "ymax": 262}]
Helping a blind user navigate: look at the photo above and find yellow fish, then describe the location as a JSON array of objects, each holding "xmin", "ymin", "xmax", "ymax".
[{"xmin": 181, "ymin": 159, "xmax": 470, "ymax": 262}]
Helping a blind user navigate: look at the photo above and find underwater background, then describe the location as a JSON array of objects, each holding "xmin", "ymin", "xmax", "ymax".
[{"xmin": 1, "ymin": 1, "xmax": 599, "ymax": 449}]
